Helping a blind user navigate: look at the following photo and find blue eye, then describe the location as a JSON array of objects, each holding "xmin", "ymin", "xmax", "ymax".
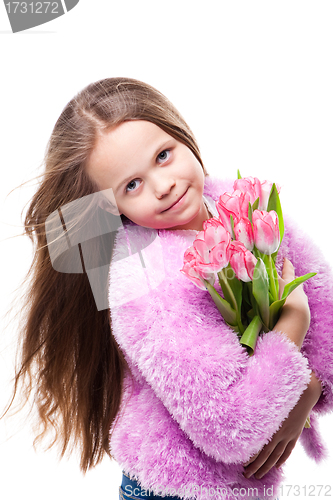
[
  {"xmin": 157, "ymin": 149, "xmax": 171, "ymax": 163},
  {"xmin": 125, "ymin": 179, "xmax": 141, "ymax": 192},
  {"xmin": 124, "ymin": 149, "xmax": 171, "ymax": 193}
]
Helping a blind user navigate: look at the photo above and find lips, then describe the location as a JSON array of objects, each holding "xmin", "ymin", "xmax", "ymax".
[{"xmin": 162, "ymin": 188, "xmax": 189, "ymax": 212}]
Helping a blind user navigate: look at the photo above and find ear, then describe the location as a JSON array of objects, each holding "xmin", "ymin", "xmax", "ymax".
[{"xmin": 97, "ymin": 190, "xmax": 122, "ymax": 216}]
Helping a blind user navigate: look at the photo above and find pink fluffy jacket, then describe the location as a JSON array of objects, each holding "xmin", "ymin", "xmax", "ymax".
[{"xmin": 108, "ymin": 175, "xmax": 333, "ymax": 500}]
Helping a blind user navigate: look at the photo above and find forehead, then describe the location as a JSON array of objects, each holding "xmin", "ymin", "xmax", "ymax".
[{"xmin": 94, "ymin": 120, "xmax": 170, "ymax": 161}]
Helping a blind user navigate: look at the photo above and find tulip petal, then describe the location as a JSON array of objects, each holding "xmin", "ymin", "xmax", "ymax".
[
  {"xmin": 193, "ymin": 238, "xmax": 210, "ymax": 262},
  {"xmin": 180, "ymin": 269, "xmax": 207, "ymax": 290},
  {"xmin": 252, "ymin": 210, "xmax": 280, "ymax": 255}
]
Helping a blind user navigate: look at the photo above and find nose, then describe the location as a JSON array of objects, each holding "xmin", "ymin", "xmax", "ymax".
[{"xmin": 154, "ymin": 175, "xmax": 176, "ymax": 199}]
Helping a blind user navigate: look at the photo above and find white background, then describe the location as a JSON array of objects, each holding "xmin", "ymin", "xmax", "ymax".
[{"xmin": 0, "ymin": 2, "xmax": 333, "ymax": 500}]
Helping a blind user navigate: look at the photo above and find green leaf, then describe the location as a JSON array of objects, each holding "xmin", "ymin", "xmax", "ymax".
[
  {"xmin": 252, "ymin": 197, "xmax": 259, "ymax": 211},
  {"xmin": 269, "ymin": 272, "xmax": 317, "ymax": 329},
  {"xmin": 269, "ymin": 298, "xmax": 285, "ymax": 330},
  {"xmin": 204, "ymin": 280, "xmax": 238, "ymax": 326},
  {"xmin": 262, "ymin": 254, "xmax": 279, "ymax": 303},
  {"xmin": 248, "ymin": 202, "xmax": 253, "ymax": 224},
  {"xmin": 240, "ymin": 315, "xmax": 263, "ymax": 356},
  {"xmin": 271, "ymin": 250, "xmax": 278, "ymax": 264},
  {"xmin": 230, "ymin": 215, "xmax": 235, "ymax": 239},
  {"xmin": 242, "ymin": 280, "xmax": 253, "ymax": 309},
  {"xmin": 252, "ymin": 258, "xmax": 270, "ymax": 329},
  {"xmin": 267, "ymin": 183, "xmax": 284, "ymax": 247},
  {"xmin": 272, "ymin": 258, "xmax": 279, "ymax": 297},
  {"xmin": 252, "ymin": 246, "xmax": 264, "ymax": 260},
  {"xmin": 280, "ymin": 272, "xmax": 317, "ymax": 301},
  {"xmin": 237, "ymin": 169, "xmax": 242, "ymax": 179},
  {"xmin": 246, "ymin": 308, "xmax": 255, "ymax": 321},
  {"xmin": 221, "ymin": 265, "xmax": 243, "ymax": 312},
  {"xmin": 245, "ymin": 281, "xmax": 257, "ymax": 312},
  {"xmin": 218, "ymin": 266, "xmax": 244, "ymax": 334},
  {"xmin": 218, "ymin": 271, "xmax": 233, "ymax": 305}
]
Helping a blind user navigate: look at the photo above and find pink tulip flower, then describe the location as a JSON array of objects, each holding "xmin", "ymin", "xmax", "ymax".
[
  {"xmin": 229, "ymin": 241, "xmax": 258, "ymax": 282},
  {"xmin": 233, "ymin": 217, "xmax": 254, "ymax": 251},
  {"xmin": 234, "ymin": 176, "xmax": 262, "ymax": 205},
  {"xmin": 180, "ymin": 261, "xmax": 214, "ymax": 290},
  {"xmin": 193, "ymin": 219, "xmax": 231, "ymax": 273},
  {"xmin": 182, "ymin": 245, "xmax": 199, "ymax": 264},
  {"xmin": 216, "ymin": 191, "xmax": 251, "ymax": 234},
  {"xmin": 233, "ymin": 189, "xmax": 253, "ymax": 220},
  {"xmin": 234, "ymin": 176, "xmax": 281, "ymax": 211},
  {"xmin": 180, "ymin": 246, "xmax": 215, "ymax": 290},
  {"xmin": 252, "ymin": 210, "xmax": 280, "ymax": 255},
  {"xmin": 202, "ymin": 216, "xmax": 223, "ymax": 230}
]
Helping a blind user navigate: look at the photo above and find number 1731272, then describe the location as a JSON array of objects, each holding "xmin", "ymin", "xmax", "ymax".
[
  {"xmin": 5, "ymin": 2, "xmax": 60, "ymax": 14},
  {"xmin": 279, "ymin": 484, "xmax": 332, "ymax": 497}
]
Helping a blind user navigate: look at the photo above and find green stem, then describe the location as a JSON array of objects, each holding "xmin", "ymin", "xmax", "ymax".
[
  {"xmin": 267, "ymin": 254, "xmax": 279, "ymax": 302},
  {"xmin": 218, "ymin": 270, "xmax": 244, "ymax": 334}
]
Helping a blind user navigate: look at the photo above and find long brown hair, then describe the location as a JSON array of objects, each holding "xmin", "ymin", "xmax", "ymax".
[{"xmin": 2, "ymin": 77, "xmax": 207, "ymax": 473}]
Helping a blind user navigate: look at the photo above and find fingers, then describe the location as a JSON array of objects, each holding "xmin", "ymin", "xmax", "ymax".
[
  {"xmin": 281, "ymin": 258, "xmax": 295, "ymax": 282},
  {"xmin": 243, "ymin": 441, "xmax": 286, "ymax": 479},
  {"xmin": 243, "ymin": 438, "xmax": 297, "ymax": 479},
  {"xmin": 243, "ymin": 451, "xmax": 260, "ymax": 467},
  {"xmin": 278, "ymin": 258, "xmax": 296, "ymax": 299},
  {"xmin": 274, "ymin": 440, "xmax": 296, "ymax": 469}
]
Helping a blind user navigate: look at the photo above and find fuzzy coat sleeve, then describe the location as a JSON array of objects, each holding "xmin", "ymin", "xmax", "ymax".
[
  {"xmin": 109, "ymin": 222, "xmax": 312, "ymax": 465},
  {"xmin": 276, "ymin": 215, "xmax": 333, "ymax": 414}
]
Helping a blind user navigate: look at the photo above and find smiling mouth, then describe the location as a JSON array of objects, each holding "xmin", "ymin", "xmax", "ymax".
[{"xmin": 162, "ymin": 188, "xmax": 189, "ymax": 212}]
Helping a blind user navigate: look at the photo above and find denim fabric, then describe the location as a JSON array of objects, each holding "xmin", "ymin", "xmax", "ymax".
[
  {"xmin": 119, "ymin": 471, "xmax": 278, "ymax": 500},
  {"xmin": 119, "ymin": 472, "xmax": 183, "ymax": 500}
]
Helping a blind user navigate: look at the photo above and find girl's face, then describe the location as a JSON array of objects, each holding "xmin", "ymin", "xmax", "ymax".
[{"xmin": 86, "ymin": 120, "xmax": 210, "ymax": 231}]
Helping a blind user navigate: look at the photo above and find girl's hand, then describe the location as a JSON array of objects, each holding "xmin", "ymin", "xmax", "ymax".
[
  {"xmin": 243, "ymin": 258, "xmax": 322, "ymax": 479},
  {"xmin": 243, "ymin": 372, "xmax": 322, "ymax": 479},
  {"xmin": 274, "ymin": 258, "xmax": 311, "ymax": 350}
]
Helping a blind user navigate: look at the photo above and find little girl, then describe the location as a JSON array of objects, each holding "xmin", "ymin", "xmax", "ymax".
[{"xmin": 4, "ymin": 77, "xmax": 333, "ymax": 500}]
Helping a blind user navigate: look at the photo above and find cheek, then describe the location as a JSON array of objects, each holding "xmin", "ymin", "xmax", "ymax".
[
  {"xmin": 182, "ymin": 160, "xmax": 201, "ymax": 182},
  {"xmin": 187, "ymin": 152, "xmax": 204, "ymax": 176},
  {"xmin": 128, "ymin": 202, "xmax": 151, "ymax": 221},
  {"xmin": 193, "ymin": 160, "xmax": 205, "ymax": 184}
]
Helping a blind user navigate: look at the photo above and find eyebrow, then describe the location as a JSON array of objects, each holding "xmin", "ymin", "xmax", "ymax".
[{"xmin": 115, "ymin": 139, "xmax": 173, "ymax": 194}]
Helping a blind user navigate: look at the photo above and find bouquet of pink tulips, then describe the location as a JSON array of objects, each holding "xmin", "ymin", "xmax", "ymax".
[{"xmin": 180, "ymin": 172, "xmax": 316, "ymax": 357}]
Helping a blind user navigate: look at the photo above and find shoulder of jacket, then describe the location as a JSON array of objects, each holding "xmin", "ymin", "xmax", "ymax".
[
  {"xmin": 203, "ymin": 175, "xmax": 234, "ymax": 201},
  {"xmin": 112, "ymin": 222, "xmax": 157, "ymax": 259}
]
